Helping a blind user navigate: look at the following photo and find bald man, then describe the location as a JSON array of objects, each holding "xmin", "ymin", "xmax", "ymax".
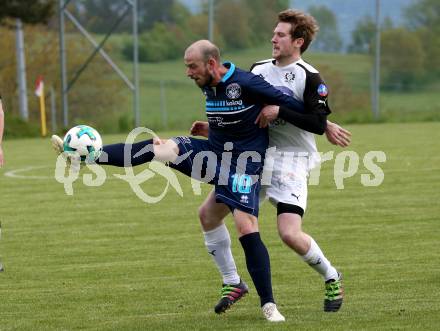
[{"xmin": 51, "ymin": 40, "xmax": 320, "ymax": 321}]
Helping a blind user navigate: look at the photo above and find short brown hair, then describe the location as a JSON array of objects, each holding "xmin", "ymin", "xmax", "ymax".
[{"xmin": 278, "ymin": 9, "xmax": 319, "ymax": 53}]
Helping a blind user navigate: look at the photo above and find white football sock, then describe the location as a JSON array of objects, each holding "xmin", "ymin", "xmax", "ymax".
[
  {"xmin": 302, "ymin": 238, "xmax": 338, "ymax": 281},
  {"xmin": 204, "ymin": 224, "xmax": 240, "ymax": 285}
]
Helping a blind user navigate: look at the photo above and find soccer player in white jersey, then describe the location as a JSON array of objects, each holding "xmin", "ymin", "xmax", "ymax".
[{"xmin": 191, "ymin": 9, "xmax": 348, "ymax": 315}]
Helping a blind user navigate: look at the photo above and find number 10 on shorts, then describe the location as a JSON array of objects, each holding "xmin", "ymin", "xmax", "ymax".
[{"xmin": 231, "ymin": 174, "xmax": 252, "ymax": 194}]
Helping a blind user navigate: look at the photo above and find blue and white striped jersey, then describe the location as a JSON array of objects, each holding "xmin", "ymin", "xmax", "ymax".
[{"xmin": 201, "ymin": 62, "xmax": 305, "ymax": 156}]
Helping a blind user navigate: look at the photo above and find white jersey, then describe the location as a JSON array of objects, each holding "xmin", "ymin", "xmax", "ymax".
[{"xmin": 251, "ymin": 58, "xmax": 330, "ymax": 161}]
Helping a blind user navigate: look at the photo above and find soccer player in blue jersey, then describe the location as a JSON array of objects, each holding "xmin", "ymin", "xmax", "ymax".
[
  {"xmin": 191, "ymin": 9, "xmax": 347, "ymax": 314},
  {"xmin": 52, "ymin": 39, "xmax": 324, "ymax": 321}
]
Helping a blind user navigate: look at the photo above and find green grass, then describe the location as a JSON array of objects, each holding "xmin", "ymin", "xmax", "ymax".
[
  {"xmin": 380, "ymin": 90, "xmax": 440, "ymax": 122},
  {"xmin": 1, "ymin": 122, "xmax": 440, "ymax": 330}
]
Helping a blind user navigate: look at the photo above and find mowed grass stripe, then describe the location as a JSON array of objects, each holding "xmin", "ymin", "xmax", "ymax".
[{"xmin": 0, "ymin": 122, "xmax": 439, "ymax": 330}]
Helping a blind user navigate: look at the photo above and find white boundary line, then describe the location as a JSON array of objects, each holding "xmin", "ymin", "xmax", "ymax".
[
  {"xmin": 2, "ymin": 165, "xmax": 142, "ymax": 181},
  {"xmin": 4, "ymin": 166, "xmax": 52, "ymax": 180}
]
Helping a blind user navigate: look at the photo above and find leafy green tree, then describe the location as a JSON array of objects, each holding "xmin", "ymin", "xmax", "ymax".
[
  {"xmin": 405, "ymin": 0, "xmax": 440, "ymax": 30},
  {"xmin": 209, "ymin": 0, "xmax": 289, "ymax": 49},
  {"xmin": 184, "ymin": 13, "xmax": 225, "ymax": 48},
  {"xmin": 123, "ymin": 22, "xmax": 196, "ymax": 62},
  {"xmin": 215, "ymin": 0, "xmax": 251, "ymax": 49},
  {"xmin": 0, "ymin": 0, "xmax": 55, "ymax": 25},
  {"xmin": 348, "ymin": 15, "xmax": 375, "ymax": 54},
  {"xmin": 78, "ymin": 0, "xmax": 188, "ymax": 33},
  {"xmin": 243, "ymin": 0, "xmax": 290, "ymax": 46},
  {"xmin": 0, "ymin": 24, "xmax": 126, "ymax": 133},
  {"xmin": 404, "ymin": 0, "xmax": 440, "ymax": 77},
  {"xmin": 139, "ymin": 0, "xmax": 175, "ymax": 30},
  {"xmin": 380, "ymin": 28, "xmax": 425, "ymax": 90},
  {"xmin": 308, "ymin": 5, "xmax": 342, "ymax": 53},
  {"xmin": 382, "ymin": 16, "xmax": 394, "ymax": 30},
  {"xmin": 348, "ymin": 15, "xmax": 394, "ymax": 54},
  {"xmin": 75, "ymin": 0, "xmax": 128, "ymax": 33},
  {"xmin": 169, "ymin": 1, "xmax": 192, "ymax": 27}
]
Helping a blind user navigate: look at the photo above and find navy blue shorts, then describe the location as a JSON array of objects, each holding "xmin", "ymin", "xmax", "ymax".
[{"xmin": 169, "ymin": 136, "xmax": 263, "ymax": 216}]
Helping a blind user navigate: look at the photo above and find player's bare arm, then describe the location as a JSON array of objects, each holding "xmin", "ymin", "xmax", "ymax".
[{"xmin": 325, "ymin": 121, "xmax": 352, "ymax": 147}]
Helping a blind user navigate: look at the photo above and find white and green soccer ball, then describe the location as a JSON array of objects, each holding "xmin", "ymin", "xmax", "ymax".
[{"xmin": 63, "ymin": 125, "xmax": 103, "ymax": 163}]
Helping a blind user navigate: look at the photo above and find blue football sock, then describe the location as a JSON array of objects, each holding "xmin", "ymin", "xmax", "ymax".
[
  {"xmin": 97, "ymin": 139, "xmax": 154, "ymax": 167},
  {"xmin": 239, "ymin": 232, "xmax": 274, "ymax": 306}
]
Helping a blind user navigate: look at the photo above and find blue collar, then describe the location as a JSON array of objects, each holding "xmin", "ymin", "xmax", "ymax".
[{"xmin": 221, "ymin": 62, "xmax": 235, "ymax": 83}]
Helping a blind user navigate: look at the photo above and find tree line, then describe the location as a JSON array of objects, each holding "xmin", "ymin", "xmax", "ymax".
[
  {"xmin": 0, "ymin": 0, "xmax": 438, "ymax": 135},
  {"xmin": 82, "ymin": 0, "xmax": 440, "ymax": 91},
  {"xmin": 348, "ymin": 0, "xmax": 440, "ymax": 90}
]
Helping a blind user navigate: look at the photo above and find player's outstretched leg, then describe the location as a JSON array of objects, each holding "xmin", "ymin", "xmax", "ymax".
[
  {"xmin": 214, "ymin": 280, "xmax": 249, "ymax": 314},
  {"xmin": 51, "ymin": 135, "xmax": 82, "ymax": 172},
  {"xmin": 51, "ymin": 135, "xmax": 63, "ymax": 155},
  {"xmin": 51, "ymin": 135, "xmax": 160, "ymax": 169},
  {"xmin": 324, "ymin": 273, "xmax": 344, "ymax": 312}
]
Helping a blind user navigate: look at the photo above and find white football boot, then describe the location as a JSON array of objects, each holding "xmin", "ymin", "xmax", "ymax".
[
  {"xmin": 51, "ymin": 135, "xmax": 64, "ymax": 155},
  {"xmin": 51, "ymin": 135, "xmax": 81, "ymax": 172},
  {"xmin": 262, "ymin": 302, "xmax": 285, "ymax": 322}
]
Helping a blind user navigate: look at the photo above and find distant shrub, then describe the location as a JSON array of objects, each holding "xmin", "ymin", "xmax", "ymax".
[
  {"xmin": 4, "ymin": 115, "xmax": 40, "ymax": 138},
  {"xmin": 122, "ymin": 23, "xmax": 193, "ymax": 62},
  {"xmin": 380, "ymin": 28, "xmax": 425, "ymax": 91},
  {"xmin": 0, "ymin": 25, "xmax": 126, "ymax": 136},
  {"xmin": 118, "ymin": 112, "xmax": 133, "ymax": 132},
  {"xmin": 318, "ymin": 64, "xmax": 370, "ymax": 116}
]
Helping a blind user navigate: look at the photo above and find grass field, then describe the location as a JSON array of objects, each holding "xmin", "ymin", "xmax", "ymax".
[{"xmin": 1, "ymin": 122, "xmax": 440, "ymax": 330}]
